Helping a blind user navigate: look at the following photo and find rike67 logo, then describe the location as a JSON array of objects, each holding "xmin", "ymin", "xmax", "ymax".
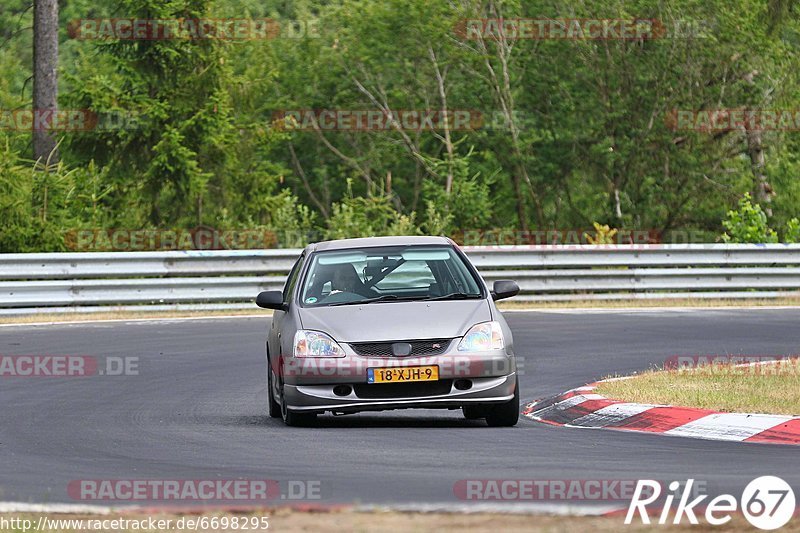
[{"xmin": 626, "ymin": 476, "xmax": 795, "ymax": 530}]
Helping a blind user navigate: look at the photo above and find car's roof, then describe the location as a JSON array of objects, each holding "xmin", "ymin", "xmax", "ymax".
[{"xmin": 306, "ymin": 235, "xmax": 452, "ymax": 253}]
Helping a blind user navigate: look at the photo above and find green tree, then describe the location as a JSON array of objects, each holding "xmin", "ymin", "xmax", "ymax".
[{"xmin": 721, "ymin": 193, "xmax": 778, "ymax": 243}]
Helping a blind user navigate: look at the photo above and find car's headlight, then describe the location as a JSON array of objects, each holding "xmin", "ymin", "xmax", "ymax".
[
  {"xmin": 457, "ymin": 321, "xmax": 504, "ymax": 352},
  {"xmin": 293, "ymin": 330, "xmax": 346, "ymax": 357}
]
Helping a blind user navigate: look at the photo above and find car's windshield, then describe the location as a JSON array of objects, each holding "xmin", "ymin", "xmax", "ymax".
[{"xmin": 299, "ymin": 245, "xmax": 482, "ymax": 307}]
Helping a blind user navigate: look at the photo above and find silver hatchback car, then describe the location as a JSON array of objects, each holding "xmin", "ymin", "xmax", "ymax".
[{"xmin": 256, "ymin": 236, "xmax": 520, "ymax": 426}]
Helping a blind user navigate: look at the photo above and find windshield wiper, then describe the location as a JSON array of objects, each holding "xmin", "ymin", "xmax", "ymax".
[
  {"xmin": 327, "ymin": 294, "xmax": 422, "ymax": 306},
  {"xmin": 424, "ymin": 292, "xmax": 482, "ymax": 301}
]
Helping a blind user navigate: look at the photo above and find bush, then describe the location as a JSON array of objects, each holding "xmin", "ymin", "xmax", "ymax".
[
  {"xmin": 785, "ymin": 218, "xmax": 800, "ymax": 243},
  {"xmin": 0, "ymin": 146, "xmax": 116, "ymax": 252},
  {"xmin": 261, "ymin": 190, "xmax": 318, "ymax": 247},
  {"xmin": 421, "ymin": 149, "xmax": 494, "ymax": 236},
  {"xmin": 324, "ymin": 179, "xmax": 420, "ymax": 239},
  {"xmin": 721, "ymin": 193, "xmax": 778, "ymax": 243},
  {"xmin": 584, "ymin": 222, "xmax": 619, "ymax": 245}
]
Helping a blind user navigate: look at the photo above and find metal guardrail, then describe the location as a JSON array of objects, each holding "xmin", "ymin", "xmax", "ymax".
[{"xmin": 1, "ymin": 244, "xmax": 800, "ymax": 315}]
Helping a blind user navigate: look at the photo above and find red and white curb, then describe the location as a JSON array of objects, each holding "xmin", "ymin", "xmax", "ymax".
[{"xmin": 523, "ymin": 380, "xmax": 800, "ymax": 445}]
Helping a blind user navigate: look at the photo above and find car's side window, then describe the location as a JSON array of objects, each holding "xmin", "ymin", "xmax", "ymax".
[{"xmin": 283, "ymin": 255, "xmax": 305, "ymax": 304}]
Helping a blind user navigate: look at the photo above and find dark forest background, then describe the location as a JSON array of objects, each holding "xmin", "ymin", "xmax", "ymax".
[{"xmin": 2, "ymin": 0, "xmax": 800, "ymax": 250}]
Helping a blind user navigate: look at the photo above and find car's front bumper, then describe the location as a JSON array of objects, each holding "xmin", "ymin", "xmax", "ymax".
[
  {"xmin": 276, "ymin": 342, "xmax": 517, "ymax": 414},
  {"xmin": 284, "ymin": 372, "xmax": 517, "ymax": 414}
]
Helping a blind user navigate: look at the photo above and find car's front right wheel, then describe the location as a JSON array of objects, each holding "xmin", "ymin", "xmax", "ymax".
[
  {"xmin": 462, "ymin": 405, "xmax": 491, "ymax": 420},
  {"xmin": 266, "ymin": 359, "xmax": 281, "ymax": 419},
  {"xmin": 485, "ymin": 376, "xmax": 520, "ymax": 427},
  {"xmin": 279, "ymin": 381, "xmax": 316, "ymax": 427}
]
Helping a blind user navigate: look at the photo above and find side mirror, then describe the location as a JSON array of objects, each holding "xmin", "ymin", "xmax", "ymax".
[
  {"xmin": 491, "ymin": 280, "xmax": 519, "ymax": 301},
  {"xmin": 256, "ymin": 290, "xmax": 287, "ymax": 310}
]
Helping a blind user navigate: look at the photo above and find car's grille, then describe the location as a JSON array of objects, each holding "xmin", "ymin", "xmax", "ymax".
[
  {"xmin": 349, "ymin": 339, "xmax": 452, "ymax": 357},
  {"xmin": 353, "ymin": 380, "xmax": 453, "ymax": 399}
]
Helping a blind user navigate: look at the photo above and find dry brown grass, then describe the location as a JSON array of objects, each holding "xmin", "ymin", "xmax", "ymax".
[
  {"xmin": 0, "ymin": 309, "xmax": 269, "ymax": 325},
  {"xmin": 0, "ymin": 509, "xmax": 789, "ymax": 533},
  {"xmin": 597, "ymin": 360, "xmax": 800, "ymax": 416},
  {"xmin": 497, "ymin": 296, "xmax": 800, "ymax": 310},
  {"xmin": 1, "ymin": 296, "xmax": 798, "ymax": 326}
]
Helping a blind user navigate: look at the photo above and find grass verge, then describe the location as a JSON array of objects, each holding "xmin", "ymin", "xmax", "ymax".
[
  {"xmin": 497, "ymin": 296, "xmax": 800, "ymax": 310},
  {"xmin": 0, "ymin": 309, "xmax": 269, "ymax": 325},
  {"xmin": 0, "ymin": 509, "xmax": 792, "ymax": 533},
  {"xmin": 0, "ymin": 296, "xmax": 798, "ymax": 325},
  {"xmin": 596, "ymin": 359, "xmax": 800, "ymax": 416}
]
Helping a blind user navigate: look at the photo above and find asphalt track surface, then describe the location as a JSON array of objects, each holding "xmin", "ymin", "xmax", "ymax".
[{"xmin": 0, "ymin": 309, "xmax": 798, "ymax": 508}]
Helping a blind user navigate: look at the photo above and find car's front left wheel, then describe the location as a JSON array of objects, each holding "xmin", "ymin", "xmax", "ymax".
[{"xmin": 485, "ymin": 376, "xmax": 520, "ymax": 427}]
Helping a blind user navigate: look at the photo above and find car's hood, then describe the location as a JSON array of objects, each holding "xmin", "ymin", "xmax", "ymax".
[{"xmin": 298, "ymin": 300, "xmax": 492, "ymax": 342}]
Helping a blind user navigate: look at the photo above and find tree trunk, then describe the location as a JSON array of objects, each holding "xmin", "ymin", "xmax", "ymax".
[
  {"xmin": 428, "ymin": 46, "xmax": 454, "ymax": 195},
  {"xmin": 745, "ymin": 127, "xmax": 773, "ymax": 216},
  {"xmin": 511, "ymin": 172, "xmax": 529, "ymax": 234},
  {"xmin": 33, "ymin": 0, "xmax": 59, "ymax": 165}
]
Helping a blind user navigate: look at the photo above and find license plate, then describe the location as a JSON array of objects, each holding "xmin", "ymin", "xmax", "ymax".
[{"xmin": 367, "ymin": 365, "xmax": 439, "ymax": 384}]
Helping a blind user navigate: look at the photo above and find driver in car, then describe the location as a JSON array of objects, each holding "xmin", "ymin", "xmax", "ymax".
[{"xmin": 330, "ymin": 264, "xmax": 365, "ymax": 295}]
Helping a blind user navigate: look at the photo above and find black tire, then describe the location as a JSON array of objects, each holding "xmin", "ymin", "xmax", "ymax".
[
  {"xmin": 283, "ymin": 408, "xmax": 316, "ymax": 427},
  {"xmin": 279, "ymin": 382, "xmax": 316, "ymax": 427},
  {"xmin": 462, "ymin": 405, "xmax": 490, "ymax": 420},
  {"xmin": 266, "ymin": 358, "xmax": 281, "ymax": 418},
  {"xmin": 485, "ymin": 377, "xmax": 520, "ymax": 427}
]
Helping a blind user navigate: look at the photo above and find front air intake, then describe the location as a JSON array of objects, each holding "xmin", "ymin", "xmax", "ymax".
[{"xmin": 349, "ymin": 339, "xmax": 452, "ymax": 357}]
